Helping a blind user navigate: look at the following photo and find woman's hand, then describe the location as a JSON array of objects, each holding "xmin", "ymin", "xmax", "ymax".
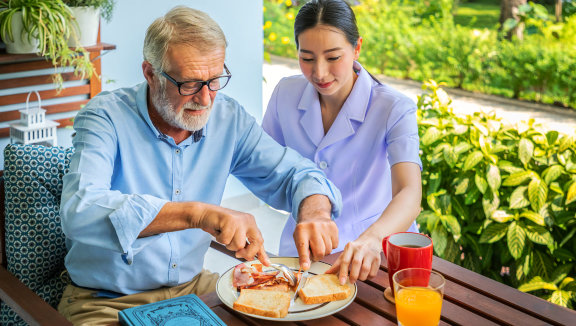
[{"xmin": 325, "ymin": 233, "xmax": 382, "ymax": 284}]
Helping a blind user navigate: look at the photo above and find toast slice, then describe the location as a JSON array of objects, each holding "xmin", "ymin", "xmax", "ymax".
[
  {"xmin": 233, "ymin": 289, "xmax": 291, "ymax": 318},
  {"xmin": 298, "ymin": 273, "xmax": 352, "ymax": 304}
]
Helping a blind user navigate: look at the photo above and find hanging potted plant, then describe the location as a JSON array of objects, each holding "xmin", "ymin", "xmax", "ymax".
[
  {"xmin": 0, "ymin": 0, "xmax": 95, "ymax": 88},
  {"xmin": 63, "ymin": 0, "xmax": 115, "ymax": 47}
]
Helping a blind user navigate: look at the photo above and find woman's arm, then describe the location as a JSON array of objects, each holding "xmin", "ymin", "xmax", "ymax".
[{"xmin": 326, "ymin": 162, "xmax": 422, "ymax": 284}]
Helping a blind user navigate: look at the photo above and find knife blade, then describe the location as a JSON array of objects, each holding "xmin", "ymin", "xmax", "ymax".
[{"xmin": 291, "ymin": 270, "xmax": 308, "ymax": 304}]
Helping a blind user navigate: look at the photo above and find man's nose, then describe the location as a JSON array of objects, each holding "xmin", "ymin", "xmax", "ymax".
[{"xmin": 193, "ymin": 84, "xmax": 212, "ymax": 106}]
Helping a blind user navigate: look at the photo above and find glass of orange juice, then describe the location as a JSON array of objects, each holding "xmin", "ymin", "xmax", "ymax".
[{"xmin": 392, "ymin": 268, "xmax": 445, "ymax": 326}]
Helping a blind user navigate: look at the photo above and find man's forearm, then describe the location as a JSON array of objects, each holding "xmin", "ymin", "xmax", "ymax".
[{"xmin": 139, "ymin": 202, "xmax": 199, "ymax": 237}]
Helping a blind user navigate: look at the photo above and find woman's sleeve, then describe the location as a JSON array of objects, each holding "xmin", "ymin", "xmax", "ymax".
[
  {"xmin": 262, "ymin": 80, "xmax": 287, "ymax": 146},
  {"xmin": 386, "ymin": 98, "xmax": 423, "ymax": 169}
]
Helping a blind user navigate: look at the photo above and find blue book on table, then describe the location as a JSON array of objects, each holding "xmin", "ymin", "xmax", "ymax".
[{"xmin": 118, "ymin": 294, "xmax": 226, "ymax": 326}]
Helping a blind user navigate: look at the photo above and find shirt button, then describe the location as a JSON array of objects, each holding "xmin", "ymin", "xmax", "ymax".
[
  {"xmin": 172, "ymin": 263, "xmax": 177, "ymax": 269},
  {"xmin": 319, "ymin": 161, "xmax": 328, "ymax": 169},
  {"xmin": 175, "ymin": 149, "xmax": 181, "ymax": 154},
  {"xmin": 175, "ymin": 189, "xmax": 181, "ymax": 195}
]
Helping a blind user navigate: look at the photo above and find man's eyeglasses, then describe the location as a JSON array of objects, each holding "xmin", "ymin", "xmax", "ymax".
[{"xmin": 160, "ymin": 64, "xmax": 232, "ymax": 96}]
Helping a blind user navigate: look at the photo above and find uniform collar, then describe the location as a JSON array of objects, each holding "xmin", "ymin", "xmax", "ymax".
[{"xmin": 296, "ymin": 61, "xmax": 373, "ymax": 149}]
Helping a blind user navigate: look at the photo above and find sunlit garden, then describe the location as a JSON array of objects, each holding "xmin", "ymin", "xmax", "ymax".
[{"xmin": 264, "ymin": 0, "xmax": 576, "ymax": 309}]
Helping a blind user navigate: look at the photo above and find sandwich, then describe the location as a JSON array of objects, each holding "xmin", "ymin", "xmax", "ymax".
[{"xmin": 298, "ymin": 273, "xmax": 352, "ymax": 304}]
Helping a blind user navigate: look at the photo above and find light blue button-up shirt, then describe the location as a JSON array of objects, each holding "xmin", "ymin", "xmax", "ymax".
[
  {"xmin": 263, "ymin": 62, "xmax": 421, "ymax": 256},
  {"xmin": 60, "ymin": 82, "xmax": 342, "ymax": 295}
]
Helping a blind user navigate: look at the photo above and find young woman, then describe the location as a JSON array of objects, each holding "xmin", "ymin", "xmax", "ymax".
[{"xmin": 262, "ymin": 0, "xmax": 422, "ymax": 284}]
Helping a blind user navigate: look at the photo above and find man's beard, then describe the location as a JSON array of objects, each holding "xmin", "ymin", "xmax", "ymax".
[{"xmin": 151, "ymin": 84, "xmax": 212, "ymax": 132}]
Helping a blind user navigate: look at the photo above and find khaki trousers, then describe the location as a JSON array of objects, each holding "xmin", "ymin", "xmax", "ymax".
[{"xmin": 57, "ymin": 269, "xmax": 219, "ymax": 326}]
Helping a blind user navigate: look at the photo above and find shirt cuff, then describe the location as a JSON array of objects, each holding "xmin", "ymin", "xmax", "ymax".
[
  {"xmin": 291, "ymin": 174, "xmax": 342, "ymax": 221},
  {"xmin": 109, "ymin": 194, "xmax": 168, "ymax": 264}
]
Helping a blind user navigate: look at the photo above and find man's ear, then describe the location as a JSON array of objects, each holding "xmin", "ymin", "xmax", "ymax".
[
  {"xmin": 354, "ymin": 37, "xmax": 363, "ymax": 61},
  {"xmin": 142, "ymin": 61, "xmax": 156, "ymax": 85}
]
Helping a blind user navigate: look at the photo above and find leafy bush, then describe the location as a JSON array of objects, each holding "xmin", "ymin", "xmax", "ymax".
[
  {"xmin": 263, "ymin": 0, "xmax": 576, "ymax": 109},
  {"xmin": 417, "ymin": 80, "xmax": 576, "ymax": 308}
]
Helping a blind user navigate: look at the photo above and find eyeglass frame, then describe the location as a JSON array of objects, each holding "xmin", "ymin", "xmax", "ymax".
[{"xmin": 160, "ymin": 64, "xmax": 232, "ymax": 96}]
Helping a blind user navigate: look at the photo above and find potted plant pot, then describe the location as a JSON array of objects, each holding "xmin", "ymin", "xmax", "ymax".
[
  {"xmin": 3, "ymin": 11, "xmax": 40, "ymax": 54},
  {"xmin": 68, "ymin": 6, "xmax": 100, "ymax": 47}
]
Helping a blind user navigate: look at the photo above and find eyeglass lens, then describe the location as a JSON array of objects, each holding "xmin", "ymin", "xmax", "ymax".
[{"xmin": 180, "ymin": 76, "xmax": 230, "ymax": 95}]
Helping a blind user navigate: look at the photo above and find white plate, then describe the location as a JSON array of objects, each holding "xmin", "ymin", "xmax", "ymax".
[{"xmin": 216, "ymin": 257, "xmax": 357, "ymax": 321}]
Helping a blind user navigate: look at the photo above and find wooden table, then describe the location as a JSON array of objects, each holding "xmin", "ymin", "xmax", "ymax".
[{"xmin": 200, "ymin": 251, "xmax": 576, "ymax": 325}]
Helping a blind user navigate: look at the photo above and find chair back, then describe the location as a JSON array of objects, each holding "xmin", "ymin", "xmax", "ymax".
[{"xmin": 1, "ymin": 144, "xmax": 74, "ymax": 326}]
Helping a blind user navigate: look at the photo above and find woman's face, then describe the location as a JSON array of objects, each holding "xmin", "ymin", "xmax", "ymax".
[{"xmin": 297, "ymin": 24, "xmax": 361, "ymax": 99}]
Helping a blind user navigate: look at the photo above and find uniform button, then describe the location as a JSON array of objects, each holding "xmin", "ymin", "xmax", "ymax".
[
  {"xmin": 175, "ymin": 189, "xmax": 181, "ymax": 195},
  {"xmin": 319, "ymin": 161, "xmax": 328, "ymax": 169},
  {"xmin": 172, "ymin": 263, "xmax": 177, "ymax": 269},
  {"xmin": 175, "ymin": 149, "xmax": 181, "ymax": 154}
]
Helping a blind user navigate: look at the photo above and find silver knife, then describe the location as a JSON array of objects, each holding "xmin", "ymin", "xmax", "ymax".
[{"xmin": 291, "ymin": 270, "xmax": 308, "ymax": 304}]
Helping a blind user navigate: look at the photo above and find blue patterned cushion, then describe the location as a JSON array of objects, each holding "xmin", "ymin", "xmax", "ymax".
[{"xmin": 1, "ymin": 144, "xmax": 74, "ymax": 326}]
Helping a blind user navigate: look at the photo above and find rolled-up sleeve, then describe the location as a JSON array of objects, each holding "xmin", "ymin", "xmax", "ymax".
[{"xmin": 61, "ymin": 103, "xmax": 168, "ymax": 264}]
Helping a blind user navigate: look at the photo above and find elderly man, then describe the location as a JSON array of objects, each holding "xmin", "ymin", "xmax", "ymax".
[{"xmin": 57, "ymin": 6, "xmax": 341, "ymax": 325}]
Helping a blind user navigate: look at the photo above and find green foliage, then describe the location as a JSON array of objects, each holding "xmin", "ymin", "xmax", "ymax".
[
  {"xmin": 263, "ymin": 0, "xmax": 301, "ymax": 62},
  {"xmin": 263, "ymin": 0, "xmax": 576, "ymax": 109},
  {"xmin": 417, "ymin": 80, "xmax": 576, "ymax": 308},
  {"xmin": 0, "ymin": 0, "xmax": 95, "ymax": 89},
  {"xmin": 62, "ymin": 0, "xmax": 115, "ymax": 22}
]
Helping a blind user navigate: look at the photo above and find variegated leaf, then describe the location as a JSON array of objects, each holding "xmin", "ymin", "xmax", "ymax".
[
  {"xmin": 519, "ymin": 138, "xmax": 534, "ymax": 167},
  {"xmin": 525, "ymin": 225, "xmax": 552, "ymax": 245},
  {"xmin": 518, "ymin": 276, "xmax": 557, "ymax": 292},
  {"xmin": 550, "ymin": 290, "xmax": 571, "ymax": 308},
  {"xmin": 440, "ymin": 214, "xmax": 461, "ymax": 236},
  {"xmin": 479, "ymin": 222, "xmax": 508, "ymax": 243},
  {"xmin": 542, "ymin": 165, "xmax": 564, "ymax": 185},
  {"xmin": 510, "ymin": 186, "xmax": 530, "ymax": 209},
  {"xmin": 482, "ymin": 192, "xmax": 500, "ymax": 219},
  {"xmin": 566, "ymin": 181, "xmax": 576, "ymax": 206},
  {"xmin": 520, "ymin": 210, "xmax": 545, "ymax": 226},
  {"xmin": 528, "ymin": 178, "xmax": 548, "ymax": 212},
  {"xmin": 487, "ymin": 164, "xmax": 501, "ymax": 191},
  {"xmin": 502, "ymin": 171, "xmax": 533, "ymax": 186},
  {"xmin": 454, "ymin": 177, "xmax": 469, "ymax": 195},
  {"xmin": 463, "ymin": 150, "xmax": 484, "ymax": 171},
  {"xmin": 475, "ymin": 174, "xmax": 488, "ymax": 194},
  {"xmin": 454, "ymin": 142, "xmax": 472, "ymax": 155},
  {"xmin": 507, "ymin": 221, "xmax": 526, "ymax": 259},
  {"xmin": 432, "ymin": 226, "xmax": 448, "ymax": 256},
  {"xmin": 422, "ymin": 127, "xmax": 442, "ymax": 146},
  {"xmin": 491, "ymin": 210, "xmax": 514, "ymax": 223}
]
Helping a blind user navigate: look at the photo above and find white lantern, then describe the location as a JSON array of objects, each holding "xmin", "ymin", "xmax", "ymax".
[{"xmin": 10, "ymin": 91, "xmax": 59, "ymax": 146}]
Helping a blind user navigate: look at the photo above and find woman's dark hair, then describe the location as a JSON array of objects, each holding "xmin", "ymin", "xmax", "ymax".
[
  {"xmin": 294, "ymin": 0, "xmax": 359, "ymax": 49},
  {"xmin": 294, "ymin": 0, "xmax": 381, "ymax": 84}
]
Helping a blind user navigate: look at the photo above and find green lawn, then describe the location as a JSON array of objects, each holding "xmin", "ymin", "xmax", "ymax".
[{"xmin": 454, "ymin": 1, "xmax": 501, "ymax": 29}]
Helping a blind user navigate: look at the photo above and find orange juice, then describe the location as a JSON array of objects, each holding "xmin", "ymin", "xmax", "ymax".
[{"xmin": 396, "ymin": 287, "xmax": 442, "ymax": 326}]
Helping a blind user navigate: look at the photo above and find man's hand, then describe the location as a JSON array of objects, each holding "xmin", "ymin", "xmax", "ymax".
[
  {"xmin": 196, "ymin": 203, "xmax": 270, "ymax": 266},
  {"xmin": 294, "ymin": 194, "xmax": 338, "ymax": 270}
]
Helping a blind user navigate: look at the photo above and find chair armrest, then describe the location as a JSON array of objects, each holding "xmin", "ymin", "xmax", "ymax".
[{"xmin": 0, "ymin": 266, "xmax": 72, "ymax": 326}]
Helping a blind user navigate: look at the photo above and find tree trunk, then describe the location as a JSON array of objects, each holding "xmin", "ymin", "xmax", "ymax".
[
  {"xmin": 500, "ymin": 0, "xmax": 527, "ymax": 40},
  {"xmin": 556, "ymin": 0, "xmax": 562, "ymax": 22}
]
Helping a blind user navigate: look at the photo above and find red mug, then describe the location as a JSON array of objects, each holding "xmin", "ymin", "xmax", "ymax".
[{"xmin": 382, "ymin": 232, "xmax": 433, "ymax": 297}]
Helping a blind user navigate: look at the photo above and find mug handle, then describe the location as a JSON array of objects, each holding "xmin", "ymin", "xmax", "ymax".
[{"xmin": 382, "ymin": 236, "xmax": 390, "ymax": 258}]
